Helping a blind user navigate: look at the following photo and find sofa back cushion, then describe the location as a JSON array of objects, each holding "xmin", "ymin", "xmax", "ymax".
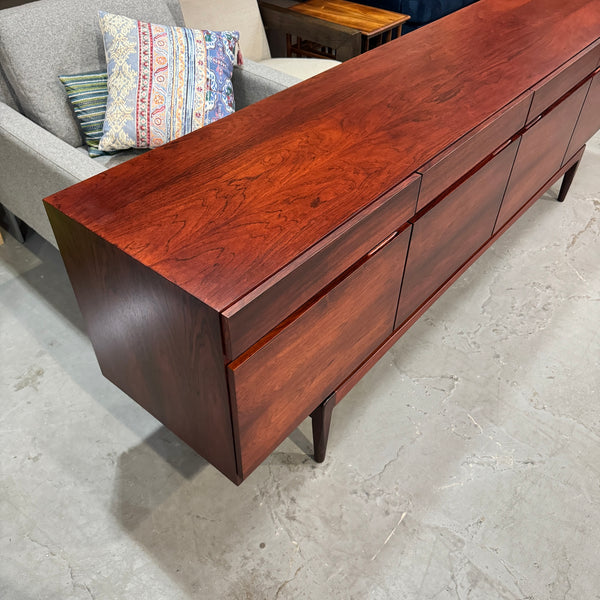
[
  {"xmin": 0, "ymin": 0, "xmax": 184, "ymax": 147},
  {"xmin": 0, "ymin": 63, "xmax": 19, "ymax": 110},
  {"xmin": 180, "ymin": 0, "xmax": 271, "ymax": 63}
]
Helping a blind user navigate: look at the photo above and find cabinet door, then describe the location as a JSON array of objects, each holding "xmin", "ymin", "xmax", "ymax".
[
  {"xmin": 228, "ymin": 226, "xmax": 411, "ymax": 478},
  {"xmin": 565, "ymin": 69, "xmax": 600, "ymax": 159},
  {"xmin": 395, "ymin": 139, "xmax": 520, "ymax": 329},
  {"xmin": 495, "ymin": 80, "xmax": 591, "ymax": 232}
]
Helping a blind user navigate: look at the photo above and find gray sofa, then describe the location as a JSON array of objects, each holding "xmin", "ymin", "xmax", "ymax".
[{"xmin": 0, "ymin": 0, "xmax": 301, "ymax": 247}]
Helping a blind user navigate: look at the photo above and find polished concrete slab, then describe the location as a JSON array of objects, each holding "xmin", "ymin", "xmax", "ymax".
[{"xmin": 1, "ymin": 132, "xmax": 599, "ymax": 599}]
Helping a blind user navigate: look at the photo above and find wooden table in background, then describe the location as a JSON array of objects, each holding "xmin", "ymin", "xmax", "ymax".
[
  {"xmin": 290, "ymin": 0, "xmax": 409, "ymax": 55},
  {"xmin": 259, "ymin": 0, "xmax": 409, "ymax": 61}
]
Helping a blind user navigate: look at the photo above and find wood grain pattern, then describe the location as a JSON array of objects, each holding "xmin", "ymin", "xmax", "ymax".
[
  {"xmin": 416, "ymin": 93, "xmax": 532, "ymax": 211},
  {"xmin": 290, "ymin": 0, "xmax": 410, "ymax": 35},
  {"xmin": 221, "ymin": 174, "xmax": 419, "ymax": 359},
  {"xmin": 495, "ymin": 80, "xmax": 591, "ymax": 232},
  {"xmin": 527, "ymin": 39, "xmax": 600, "ymax": 121},
  {"xmin": 44, "ymin": 205, "xmax": 240, "ymax": 483},
  {"xmin": 44, "ymin": 0, "xmax": 600, "ymax": 319},
  {"xmin": 228, "ymin": 227, "xmax": 411, "ymax": 478},
  {"xmin": 395, "ymin": 139, "xmax": 520, "ymax": 328},
  {"xmin": 565, "ymin": 71, "xmax": 600, "ymax": 159}
]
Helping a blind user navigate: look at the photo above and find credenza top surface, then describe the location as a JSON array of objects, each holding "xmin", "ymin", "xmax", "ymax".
[{"xmin": 45, "ymin": 0, "xmax": 600, "ymax": 313}]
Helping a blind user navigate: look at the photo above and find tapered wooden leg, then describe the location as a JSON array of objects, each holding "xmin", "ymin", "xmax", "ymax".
[
  {"xmin": 310, "ymin": 393, "xmax": 335, "ymax": 463},
  {"xmin": 0, "ymin": 207, "xmax": 26, "ymax": 243},
  {"xmin": 557, "ymin": 158, "xmax": 581, "ymax": 202}
]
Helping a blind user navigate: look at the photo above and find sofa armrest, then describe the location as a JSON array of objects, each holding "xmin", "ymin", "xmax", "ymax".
[
  {"xmin": 0, "ymin": 102, "xmax": 104, "ymax": 247},
  {"xmin": 233, "ymin": 59, "xmax": 300, "ymax": 110},
  {"xmin": 0, "ymin": 57, "xmax": 298, "ymax": 247}
]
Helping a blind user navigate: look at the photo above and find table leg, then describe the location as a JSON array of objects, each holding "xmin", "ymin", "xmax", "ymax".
[
  {"xmin": 310, "ymin": 393, "xmax": 336, "ymax": 463},
  {"xmin": 361, "ymin": 34, "xmax": 368, "ymax": 53},
  {"xmin": 557, "ymin": 157, "xmax": 581, "ymax": 202}
]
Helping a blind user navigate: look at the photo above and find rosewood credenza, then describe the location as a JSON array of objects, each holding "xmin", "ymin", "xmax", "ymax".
[{"xmin": 44, "ymin": 0, "xmax": 600, "ymax": 484}]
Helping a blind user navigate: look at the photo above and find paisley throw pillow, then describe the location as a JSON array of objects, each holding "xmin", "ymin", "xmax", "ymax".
[{"xmin": 98, "ymin": 11, "xmax": 239, "ymax": 151}]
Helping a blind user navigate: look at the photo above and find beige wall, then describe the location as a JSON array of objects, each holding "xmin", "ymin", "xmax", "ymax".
[{"xmin": 179, "ymin": 0, "xmax": 271, "ymax": 62}]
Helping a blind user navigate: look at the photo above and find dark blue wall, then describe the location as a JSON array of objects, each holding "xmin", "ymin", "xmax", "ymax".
[{"xmin": 360, "ymin": 0, "xmax": 480, "ymax": 33}]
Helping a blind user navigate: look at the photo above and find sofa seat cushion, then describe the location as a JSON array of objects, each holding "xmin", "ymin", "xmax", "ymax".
[
  {"xmin": 98, "ymin": 12, "xmax": 239, "ymax": 151},
  {"xmin": 261, "ymin": 58, "xmax": 340, "ymax": 81},
  {"xmin": 0, "ymin": 0, "xmax": 181, "ymax": 148},
  {"xmin": 76, "ymin": 145, "xmax": 148, "ymax": 168}
]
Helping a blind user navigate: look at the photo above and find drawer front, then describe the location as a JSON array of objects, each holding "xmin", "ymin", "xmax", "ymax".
[
  {"xmin": 416, "ymin": 93, "xmax": 532, "ymax": 211},
  {"xmin": 527, "ymin": 40, "xmax": 600, "ymax": 121},
  {"xmin": 222, "ymin": 174, "xmax": 420, "ymax": 360},
  {"xmin": 229, "ymin": 226, "xmax": 411, "ymax": 477},
  {"xmin": 495, "ymin": 80, "xmax": 591, "ymax": 232},
  {"xmin": 395, "ymin": 139, "xmax": 520, "ymax": 329},
  {"xmin": 566, "ymin": 68, "xmax": 600, "ymax": 159}
]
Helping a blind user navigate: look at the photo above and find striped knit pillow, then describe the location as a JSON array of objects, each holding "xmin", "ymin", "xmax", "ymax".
[{"xmin": 58, "ymin": 70, "xmax": 113, "ymax": 157}]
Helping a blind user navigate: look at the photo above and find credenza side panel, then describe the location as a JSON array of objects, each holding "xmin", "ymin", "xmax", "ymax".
[
  {"xmin": 229, "ymin": 227, "xmax": 412, "ymax": 478},
  {"xmin": 44, "ymin": 205, "xmax": 239, "ymax": 483},
  {"xmin": 395, "ymin": 139, "xmax": 520, "ymax": 329},
  {"xmin": 495, "ymin": 80, "xmax": 592, "ymax": 232}
]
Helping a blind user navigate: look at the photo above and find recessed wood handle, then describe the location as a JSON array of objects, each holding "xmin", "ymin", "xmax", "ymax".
[
  {"xmin": 491, "ymin": 138, "xmax": 513, "ymax": 157},
  {"xmin": 524, "ymin": 113, "xmax": 543, "ymax": 131},
  {"xmin": 367, "ymin": 231, "xmax": 399, "ymax": 256}
]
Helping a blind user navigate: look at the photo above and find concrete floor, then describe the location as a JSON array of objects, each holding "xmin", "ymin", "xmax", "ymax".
[{"xmin": 1, "ymin": 133, "xmax": 599, "ymax": 599}]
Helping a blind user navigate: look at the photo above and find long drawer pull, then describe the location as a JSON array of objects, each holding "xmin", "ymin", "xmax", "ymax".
[
  {"xmin": 594, "ymin": 65, "xmax": 600, "ymax": 76},
  {"xmin": 368, "ymin": 231, "xmax": 399, "ymax": 257},
  {"xmin": 491, "ymin": 138, "xmax": 513, "ymax": 157},
  {"xmin": 524, "ymin": 113, "xmax": 543, "ymax": 131}
]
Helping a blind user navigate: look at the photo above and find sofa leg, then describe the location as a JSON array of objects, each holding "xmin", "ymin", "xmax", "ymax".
[
  {"xmin": 310, "ymin": 393, "xmax": 335, "ymax": 463},
  {"xmin": 557, "ymin": 159, "xmax": 581, "ymax": 203},
  {"xmin": 0, "ymin": 205, "xmax": 26, "ymax": 243}
]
